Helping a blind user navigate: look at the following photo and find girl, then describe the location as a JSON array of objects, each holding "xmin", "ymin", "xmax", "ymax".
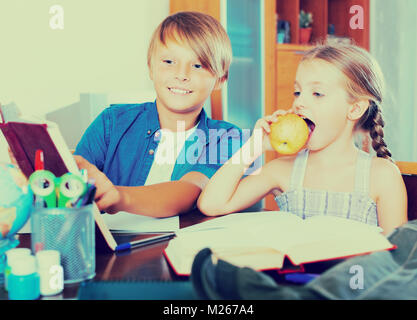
[{"xmin": 198, "ymin": 42, "xmax": 408, "ymax": 235}]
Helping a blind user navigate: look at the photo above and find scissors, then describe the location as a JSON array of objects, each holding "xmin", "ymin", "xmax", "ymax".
[{"xmin": 29, "ymin": 170, "xmax": 87, "ymax": 208}]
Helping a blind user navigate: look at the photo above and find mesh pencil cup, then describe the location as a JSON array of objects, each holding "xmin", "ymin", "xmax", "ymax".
[{"xmin": 31, "ymin": 204, "xmax": 96, "ymax": 284}]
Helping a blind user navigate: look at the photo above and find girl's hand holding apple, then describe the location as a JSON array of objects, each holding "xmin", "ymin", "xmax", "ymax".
[{"xmin": 252, "ymin": 109, "xmax": 307, "ymax": 154}]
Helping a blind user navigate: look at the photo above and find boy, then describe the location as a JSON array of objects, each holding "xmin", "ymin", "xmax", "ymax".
[{"xmin": 74, "ymin": 11, "xmax": 241, "ymax": 217}]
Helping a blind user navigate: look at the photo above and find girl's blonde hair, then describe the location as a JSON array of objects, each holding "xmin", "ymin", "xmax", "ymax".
[
  {"xmin": 302, "ymin": 42, "xmax": 392, "ymax": 160},
  {"xmin": 147, "ymin": 11, "xmax": 232, "ymax": 81}
]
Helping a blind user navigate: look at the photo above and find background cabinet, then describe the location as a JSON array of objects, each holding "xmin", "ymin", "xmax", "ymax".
[{"xmin": 276, "ymin": 0, "xmax": 369, "ymax": 49}]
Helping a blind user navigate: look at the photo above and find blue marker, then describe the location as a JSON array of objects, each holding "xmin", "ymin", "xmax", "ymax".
[
  {"xmin": 70, "ymin": 183, "xmax": 96, "ymax": 208},
  {"xmin": 284, "ymin": 273, "xmax": 320, "ymax": 284},
  {"xmin": 115, "ymin": 233, "xmax": 176, "ymax": 252},
  {"xmin": 78, "ymin": 184, "xmax": 96, "ymax": 207}
]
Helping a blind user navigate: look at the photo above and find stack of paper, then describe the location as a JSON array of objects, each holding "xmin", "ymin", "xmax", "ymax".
[{"xmin": 102, "ymin": 211, "xmax": 179, "ymax": 233}]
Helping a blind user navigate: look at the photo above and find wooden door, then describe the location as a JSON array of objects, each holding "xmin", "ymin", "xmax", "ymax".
[{"xmin": 265, "ymin": 44, "xmax": 309, "ymax": 210}]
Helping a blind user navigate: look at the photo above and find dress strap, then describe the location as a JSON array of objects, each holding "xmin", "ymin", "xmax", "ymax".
[
  {"xmin": 354, "ymin": 150, "xmax": 372, "ymax": 193},
  {"xmin": 289, "ymin": 149, "xmax": 309, "ymax": 190}
]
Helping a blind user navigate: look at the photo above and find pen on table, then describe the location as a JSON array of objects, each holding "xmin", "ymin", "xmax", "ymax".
[
  {"xmin": 115, "ymin": 232, "xmax": 176, "ymax": 252},
  {"xmin": 284, "ymin": 273, "xmax": 320, "ymax": 284}
]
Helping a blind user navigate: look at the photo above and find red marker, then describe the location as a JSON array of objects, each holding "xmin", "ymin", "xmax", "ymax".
[{"xmin": 35, "ymin": 149, "xmax": 44, "ymax": 171}]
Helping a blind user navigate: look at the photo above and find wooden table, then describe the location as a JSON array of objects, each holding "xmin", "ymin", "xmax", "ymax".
[
  {"xmin": 0, "ymin": 209, "xmax": 344, "ymax": 300},
  {"xmin": 0, "ymin": 209, "xmax": 215, "ymax": 300}
]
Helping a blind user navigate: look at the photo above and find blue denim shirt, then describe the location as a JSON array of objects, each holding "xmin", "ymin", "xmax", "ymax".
[{"xmin": 74, "ymin": 101, "xmax": 242, "ymax": 186}]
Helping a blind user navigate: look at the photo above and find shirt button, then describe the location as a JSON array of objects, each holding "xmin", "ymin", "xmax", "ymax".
[
  {"xmin": 149, "ymin": 149, "xmax": 154, "ymax": 155},
  {"xmin": 147, "ymin": 130, "xmax": 151, "ymax": 135}
]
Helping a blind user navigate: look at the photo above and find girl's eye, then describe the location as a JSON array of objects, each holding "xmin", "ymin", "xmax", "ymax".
[
  {"xmin": 313, "ymin": 92, "xmax": 324, "ymax": 97},
  {"xmin": 293, "ymin": 91, "xmax": 300, "ymax": 97},
  {"xmin": 163, "ymin": 59, "xmax": 174, "ymax": 64},
  {"xmin": 193, "ymin": 64, "xmax": 203, "ymax": 69}
]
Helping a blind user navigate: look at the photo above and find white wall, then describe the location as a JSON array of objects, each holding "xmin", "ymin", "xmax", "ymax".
[
  {"xmin": 0, "ymin": 0, "xmax": 169, "ymax": 162},
  {"xmin": 370, "ymin": 0, "xmax": 417, "ymax": 161}
]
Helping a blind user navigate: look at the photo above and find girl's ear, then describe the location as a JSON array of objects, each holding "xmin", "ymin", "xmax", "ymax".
[{"xmin": 348, "ymin": 99, "xmax": 369, "ymax": 121}]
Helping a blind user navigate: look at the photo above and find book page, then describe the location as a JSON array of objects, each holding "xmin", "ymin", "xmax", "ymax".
[
  {"xmin": 287, "ymin": 231, "xmax": 393, "ymax": 265},
  {"xmin": 178, "ymin": 211, "xmax": 302, "ymax": 234},
  {"xmin": 0, "ymin": 103, "xmax": 50, "ymax": 125},
  {"xmin": 0, "ymin": 103, "xmax": 21, "ymax": 123},
  {"xmin": 303, "ymin": 215, "xmax": 383, "ymax": 234},
  {"xmin": 102, "ymin": 211, "xmax": 179, "ymax": 233},
  {"xmin": 285, "ymin": 216, "xmax": 393, "ymax": 265},
  {"xmin": 165, "ymin": 227, "xmax": 285, "ymax": 275},
  {"xmin": 179, "ymin": 211, "xmax": 305, "ymax": 257}
]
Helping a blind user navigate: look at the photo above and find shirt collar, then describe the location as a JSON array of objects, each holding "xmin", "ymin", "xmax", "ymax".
[
  {"xmin": 145, "ymin": 100, "xmax": 161, "ymax": 136},
  {"xmin": 146, "ymin": 100, "xmax": 211, "ymax": 138},
  {"xmin": 195, "ymin": 108, "xmax": 210, "ymax": 137}
]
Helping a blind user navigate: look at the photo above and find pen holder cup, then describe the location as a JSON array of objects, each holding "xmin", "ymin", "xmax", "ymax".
[{"xmin": 31, "ymin": 205, "xmax": 96, "ymax": 284}]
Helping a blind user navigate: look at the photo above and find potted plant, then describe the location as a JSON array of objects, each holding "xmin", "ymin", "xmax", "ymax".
[{"xmin": 299, "ymin": 10, "xmax": 313, "ymax": 44}]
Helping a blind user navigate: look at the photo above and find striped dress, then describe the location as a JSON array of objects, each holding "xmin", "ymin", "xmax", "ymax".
[{"xmin": 275, "ymin": 149, "xmax": 378, "ymax": 226}]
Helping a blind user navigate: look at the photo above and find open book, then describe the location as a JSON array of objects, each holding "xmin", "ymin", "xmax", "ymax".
[
  {"xmin": 0, "ymin": 103, "xmax": 117, "ymax": 251},
  {"xmin": 0, "ymin": 103, "xmax": 79, "ymax": 178},
  {"xmin": 164, "ymin": 211, "xmax": 395, "ymax": 276}
]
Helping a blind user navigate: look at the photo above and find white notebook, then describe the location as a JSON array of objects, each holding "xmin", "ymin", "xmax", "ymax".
[{"xmin": 102, "ymin": 211, "xmax": 179, "ymax": 233}]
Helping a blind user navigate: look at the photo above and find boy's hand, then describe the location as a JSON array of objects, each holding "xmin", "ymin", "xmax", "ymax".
[
  {"xmin": 253, "ymin": 109, "xmax": 293, "ymax": 152},
  {"xmin": 74, "ymin": 155, "xmax": 121, "ymax": 214}
]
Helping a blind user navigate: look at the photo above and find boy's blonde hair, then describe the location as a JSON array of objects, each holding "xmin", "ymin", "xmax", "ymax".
[
  {"xmin": 147, "ymin": 11, "xmax": 232, "ymax": 81},
  {"xmin": 302, "ymin": 42, "xmax": 391, "ymax": 160}
]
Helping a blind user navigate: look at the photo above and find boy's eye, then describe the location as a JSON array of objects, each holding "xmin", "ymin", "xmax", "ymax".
[
  {"xmin": 313, "ymin": 92, "xmax": 324, "ymax": 97},
  {"xmin": 293, "ymin": 91, "xmax": 300, "ymax": 97},
  {"xmin": 163, "ymin": 59, "xmax": 174, "ymax": 64}
]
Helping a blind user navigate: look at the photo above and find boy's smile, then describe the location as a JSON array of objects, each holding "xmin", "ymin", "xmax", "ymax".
[{"xmin": 168, "ymin": 87, "xmax": 193, "ymax": 95}]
